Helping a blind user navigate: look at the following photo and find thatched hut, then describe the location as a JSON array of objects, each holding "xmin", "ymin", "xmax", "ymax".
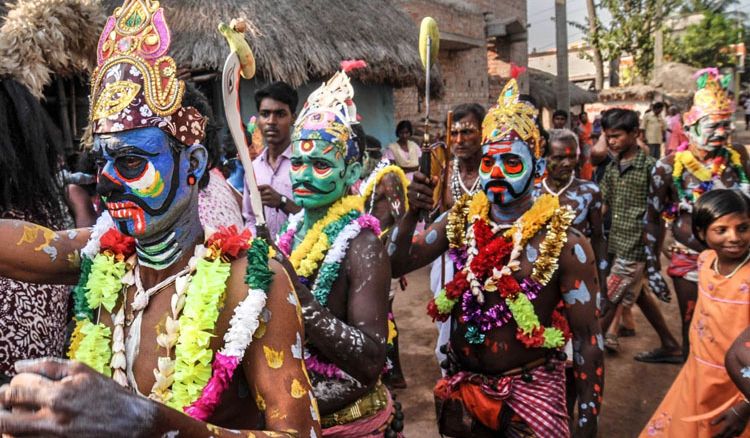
[{"xmin": 527, "ymin": 68, "xmax": 598, "ymax": 110}]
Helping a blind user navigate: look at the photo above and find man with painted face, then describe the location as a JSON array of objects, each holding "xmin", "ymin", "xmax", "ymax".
[
  {"xmin": 271, "ymin": 67, "xmax": 400, "ymax": 436},
  {"xmin": 643, "ymin": 68, "xmax": 750, "ymax": 361},
  {"xmin": 0, "ymin": 2, "xmax": 319, "ymax": 437},
  {"xmin": 390, "ymin": 79, "xmax": 604, "ymax": 437}
]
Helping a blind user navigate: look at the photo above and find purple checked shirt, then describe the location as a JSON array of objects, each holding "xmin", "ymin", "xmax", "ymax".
[{"xmin": 242, "ymin": 145, "xmax": 293, "ymax": 239}]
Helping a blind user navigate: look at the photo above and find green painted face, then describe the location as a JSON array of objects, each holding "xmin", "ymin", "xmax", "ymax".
[{"xmin": 290, "ymin": 139, "xmax": 361, "ymax": 209}]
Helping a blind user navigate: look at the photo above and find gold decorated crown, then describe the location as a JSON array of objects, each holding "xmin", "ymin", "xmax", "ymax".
[
  {"xmin": 482, "ymin": 79, "xmax": 541, "ymax": 157},
  {"xmin": 89, "ymin": 0, "xmax": 206, "ymax": 146},
  {"xmin": 684, "ymin": 68, "xmax": 734, "ymax": 126}
]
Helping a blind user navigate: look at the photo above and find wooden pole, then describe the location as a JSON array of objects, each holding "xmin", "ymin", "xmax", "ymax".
[{"xmin": 555, "ymin": 0, "xmax": 570, "ymax": 128}]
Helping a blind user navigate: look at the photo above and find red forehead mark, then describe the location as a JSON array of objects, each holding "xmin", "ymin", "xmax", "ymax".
[
  {"xmin": 565, "ymin": 147, "xmax": 572, "ymax": 155},
  {"xmin": 322, "ymin": 145, "xmax": 334, "ymax": 154},
  {"xmin": 487, "ymin": 146, "xmax": 512, "ymax": 155}
]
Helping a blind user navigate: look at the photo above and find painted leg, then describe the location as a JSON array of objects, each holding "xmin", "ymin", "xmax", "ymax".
[{"xmin": 672, "ymin": 277, "xmax": 697, "ymax": 360}]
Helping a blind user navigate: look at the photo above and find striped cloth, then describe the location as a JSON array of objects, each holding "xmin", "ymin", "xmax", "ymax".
[{"xmin": 435, "ymin": 361, "xmax": 569, "ymax": 437}]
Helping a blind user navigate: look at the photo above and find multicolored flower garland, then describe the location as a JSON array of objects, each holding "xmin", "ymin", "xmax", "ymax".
[
  {"xmin": 430, "ymin": 192, "xmax": 574, "ymax": 348},
  {"xmin": 359, "ymin": 161, "xmax": 410, "ymax": 214},
  {"xmin": 668, "ymin": 148, "xmax": 750, "ymax": 219},
  {"xmin": 69, "ymin": 219, "xmax": 271, "ymax": 421}
]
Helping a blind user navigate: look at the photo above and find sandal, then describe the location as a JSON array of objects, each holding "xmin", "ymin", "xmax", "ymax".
[
  {"xmin": 604, "ymin": 333, "xmax": 619, "ymax": 352},
  {"xmin": 634, "ymin": 348, "xmax": 684, "ymax": 364}
]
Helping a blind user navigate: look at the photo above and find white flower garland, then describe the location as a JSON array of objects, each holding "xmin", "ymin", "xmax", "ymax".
[
  {"xmin": 82, "ymin": 211, "xmax": 114, "ymax": 259},
  {"xmin": 220, "ymin": 288, "xmax": 268, "ymax": 358},
  {"xmin": 309, "ymin": 220, "xmax": 363, "ymax": 295}
]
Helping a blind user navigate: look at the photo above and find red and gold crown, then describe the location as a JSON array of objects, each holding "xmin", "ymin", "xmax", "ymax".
[
  {"xmin": 482, "ymin": 79, "xmax": 541, "ymax": 157},
  {"xmin": 684, "ymin": 68, "xmax": 734, "ymax": 126},
  {"xmin": 89, "ymin": 0, "xmax": 206, "ymax": 146}
]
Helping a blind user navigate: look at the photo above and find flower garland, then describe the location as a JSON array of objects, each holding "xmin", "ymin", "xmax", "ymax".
[
  {"xmin": 69, "ymin": 221, "xmax": 270, "ymax": 421},
  {"xmin": 429, "ymin": 192, "xmax": 574, "ymax": 348},
  {"xmin": 669, "ymin": 148, "xmax": 750, "ymax": 218},
  {"xmin": 281, "ymin": 196, "xmax": 364, "ymax": 278}
]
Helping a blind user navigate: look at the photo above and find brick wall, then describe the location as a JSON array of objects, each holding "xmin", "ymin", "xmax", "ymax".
[{"xmin": 392, "ymin": 0, "xmax": 527, "ymax": 140}]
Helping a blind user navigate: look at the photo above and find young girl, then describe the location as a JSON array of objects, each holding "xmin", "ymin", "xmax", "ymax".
[{"xmin": 641, "ymin": 189, "xmax": 750, "ymax": 437}]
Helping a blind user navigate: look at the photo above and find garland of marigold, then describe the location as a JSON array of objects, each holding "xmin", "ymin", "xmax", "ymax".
[
  {"xmin": 288, "ymin": 196, "xmax": 364, "ymax": 278},
  {"xmin": 672, "ymin": 148, "xmax": 749, "ymax": 204},
  {"xmin": 430, "ymin": 192, "xmax": 573, "ymax": 349}
]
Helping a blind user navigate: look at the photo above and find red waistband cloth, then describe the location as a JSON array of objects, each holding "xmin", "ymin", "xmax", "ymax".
[
  {"xmin": 434, "ymin": 362, "xmax": 569, "ymax": 437},
  {"xmin": 667, "ymin": 251, "xmax": 699, "ymax": 278},
  {"xmin": 322, "ymin": 387, "xmax": 401, "ymax": 438}
]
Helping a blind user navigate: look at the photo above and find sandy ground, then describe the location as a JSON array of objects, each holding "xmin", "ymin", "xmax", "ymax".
[{"xmin": 390, "ymin": 265, "xmax": 684, "ymax": 438}]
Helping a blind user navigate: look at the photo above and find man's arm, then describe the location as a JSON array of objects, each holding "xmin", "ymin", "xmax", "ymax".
[
  {"xmin": 282, "ymin": 232, "xmax": 389, "ymax": 385},
  {"xmin": 0, "ymin": 220, "xmax": 88, "ymax": 285},
  {"xmin": 390, "ymin": 172, "xmax": 449, "ymax": 277},
  {"xmin": 379, "ymin": 172, "xmax": 407, "ymax": 227},
  {"xmin": 587, "ymin": 188, "xmax": 608, "ymax": 298},
  {"xmin": 643, "ymin": 160, "xmax": 672, "ymax": 302},
  {"xmin": 560, "ymin": 231, "xmax": 604, "ymax": 438},
  {"xmin": 241, "ymin": 260, "xmax": 320, "ymax": 437},
  {"xmin": 727, "ymin": 326, "xmax": 750, "ymax": 400}
]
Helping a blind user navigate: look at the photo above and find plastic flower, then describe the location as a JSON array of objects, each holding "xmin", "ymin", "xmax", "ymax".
[{"xmin": 99, "ymin": 228, "xmax": 135, "ymax": 257}]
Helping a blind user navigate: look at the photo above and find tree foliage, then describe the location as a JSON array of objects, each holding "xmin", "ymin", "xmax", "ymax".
[
  {"xmin": 665, "ymin": 11, "xmax": 745, "ymax": 68},
  {"xmin": 578, "ymin": 0, "xmax": 680, "ymax": 83}
]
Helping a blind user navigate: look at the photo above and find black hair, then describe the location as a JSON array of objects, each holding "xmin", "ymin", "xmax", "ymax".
[
  {"xmin": 652, "ymin": 102, "xmax": 665, "ymax": 112},
  {"xmin": 692, "ymin": 189, "xmax": 750, "ymax": 246},
  {"xmin": 351, "ymin": 124, "xmax": 366, "ymax": 165},
  {"xmin": 552, "ymin": 109, "xmax": 568, "ymax": 120},
  {"xmin": 0, "ymin": 78, "xmax": 66, "ymax": 221},
  {"xmin": 182, "ymin": 82, "xmax": 220, "ymax": 189},
  {"xmin": 452, "ymin": 103, "xmax": 486, "ymax": 126},
  {"xmin": 395, "ymin": 120, "xmax": 413, "ymax": 136},
  {"xmin": 254, "ymin": 81, "xmax": 298, "ymax": 114},
  {"xmin": 365, "ymin": 135, "xmax": 382, "ymax": 150},
  {"xmin": 601, "ymin": 108, "xmax": 640, "ymax": 133}
]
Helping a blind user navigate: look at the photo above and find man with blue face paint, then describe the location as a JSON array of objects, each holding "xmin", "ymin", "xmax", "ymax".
[
  {"xmin": 390, "ymin": 79, "xmax": 604, "ymax": 437},
  {"xmin": 0, "ymin": 1, "xmax": 319, "ymax": 436}
]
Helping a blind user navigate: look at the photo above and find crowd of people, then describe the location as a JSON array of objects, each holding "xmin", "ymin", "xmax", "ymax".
[{"xmin": 1, "ymin": 1, "xmax": 750, "ymax": 437}]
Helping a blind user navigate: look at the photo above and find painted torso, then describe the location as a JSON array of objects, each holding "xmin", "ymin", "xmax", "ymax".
[{"xmin": 534, "ymin": 178, "xmax": 601, "ymax": 236}]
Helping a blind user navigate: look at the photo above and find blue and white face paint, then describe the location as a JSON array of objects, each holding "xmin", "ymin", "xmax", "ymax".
[
  {"xmin": 94, "ymin": 127, "xmax": 207, "ymax": 268},
  {"xmin": 478, "ymin": 140, "xmax": 544, "ymax": 206}
]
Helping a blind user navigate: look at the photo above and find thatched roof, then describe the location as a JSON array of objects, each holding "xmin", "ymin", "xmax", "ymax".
[
  {"xmin": 0, "ymin": 0, "xmax": 105, "ymax": 98},
  {"xmin": 101, "ymin": 0, "xmax": 434, "ymax": 88},
  {"xmin": 598, "ymin": 84, "xmax": 662, "ymax": 102},
  {"xmin": 527, "ymin": 68, "xmax": 598, "ymax": 109},
  {"xmin": 649, "ymin": 62, "xmax": 698, "ymax": 98}
]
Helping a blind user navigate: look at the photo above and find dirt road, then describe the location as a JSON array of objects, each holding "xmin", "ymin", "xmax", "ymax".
[{"xmin": 391, "ymin": 266, "xmax": 683, "ymax": 437}]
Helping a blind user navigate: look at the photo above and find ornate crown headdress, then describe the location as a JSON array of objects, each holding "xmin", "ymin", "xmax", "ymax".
[
  {"xmin": 292, "ymin": 67, "xmax": 361, "ymax": 163},
  {"xmin": 89, "ymin": 0, "xmax": 206, "ymax": 146},
  {"xmin": 683, "ymin": 67, "xmax": 734, "ymax": 126},
  {"xmin": 482, "ymin": 78, "xmax": 541, "ymax": 157}
]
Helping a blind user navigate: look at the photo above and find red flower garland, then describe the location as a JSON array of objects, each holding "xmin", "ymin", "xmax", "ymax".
[
  {"xmin": 99, "ymin": 228, "xmax": 135, "ymax": 257},
  {"xmin": 206, "ymin": 225, "xmax": 252, "ymax": 260}
]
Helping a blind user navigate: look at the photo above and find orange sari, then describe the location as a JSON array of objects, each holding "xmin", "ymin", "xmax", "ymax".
[{"xmin": 641, "ymin": 250, "xmax": 750, "ymax": 437}]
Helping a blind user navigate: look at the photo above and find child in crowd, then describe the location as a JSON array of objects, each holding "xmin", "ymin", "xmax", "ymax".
[{"xmin": 642, "ymin": 189, "xmax": 750, "ymax": 437}]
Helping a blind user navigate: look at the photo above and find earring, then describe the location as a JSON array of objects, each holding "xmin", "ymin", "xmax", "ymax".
[{"xmin": 187, "ymin": 174, "xmax": 196, "ymax": 185}]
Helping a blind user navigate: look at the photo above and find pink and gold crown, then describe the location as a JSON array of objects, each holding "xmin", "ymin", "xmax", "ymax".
[
  {"xmin": 482, "ymin": 79, "xmax": 541, "ymax": 157},
  {"xmin": 684, "ymin": 68, "xmax": 734, "ymax": 126},
  {"xmin": 89, "ymin": 0, "xmax": 206, "ymax": 146}
]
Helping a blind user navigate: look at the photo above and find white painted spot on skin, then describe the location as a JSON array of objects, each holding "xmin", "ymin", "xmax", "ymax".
[
  {"xmin": 526, "ymin": 245, "xmax": 538, "ymax": 263},
  {"xmin": 67, "ymin": 230, "xmax": 79, "ymax": 240},
  {"xmin": 292, "ymin": 332, "xmax": 303, "ymax": 359},
  {"xmin": 574, "ymin": 243, "xmax": 587, "ymax": 263},
  {"xmin": 598, "ymin": 259, "xmax": 608, "ymax": 270},
  {"xmin": 425, "ymin": 229, "xmax": 438, "ymax": 245},
  {"xmin": 387, "ymin": 242, "xmax": 396, "ymax": 256},
  {"xmin": 596, "ymin": 333, "xmax": 604, "ymax": 351},
  {"xmin": 43, "ymin": 245, "xmax": 58, "ymax": 261},
  {"xmin": 162, "ymin": 432, "xmax": 179, "ymax": 438},
  {"xmin": 391, "ymin": 226, "xmax": 399, "ymax": 241},
  {"xmin": 287, "ymin": 292, "xmax": 300, "ymax": 307},
  {"xmin": 563, "ymin": 281, "xmax": 591, "ymax": 305}
]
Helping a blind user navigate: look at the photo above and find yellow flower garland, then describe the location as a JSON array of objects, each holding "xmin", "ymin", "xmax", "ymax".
[
  {"xmin": 504, "ymin": 194, "xmax": 559, "ymax": 245},
  {"xmin": 290, "ymin": 196, "xmax": 364, "ymax": 278},
  {"xmin": 532, "ymin": 205, "xmax": 575, "ymax": 284},
  {"xmin": 675, "ymin": 151, "xmax": 712, "ymax": 181},
  {"xmin": 360, "ymin": 165, "xmax": 410, "ymax": 212}
]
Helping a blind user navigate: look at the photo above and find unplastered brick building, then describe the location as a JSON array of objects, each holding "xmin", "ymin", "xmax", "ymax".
[{"xmin": 392, "ymin": 0, "xmax": 528, "ymax": 139}]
